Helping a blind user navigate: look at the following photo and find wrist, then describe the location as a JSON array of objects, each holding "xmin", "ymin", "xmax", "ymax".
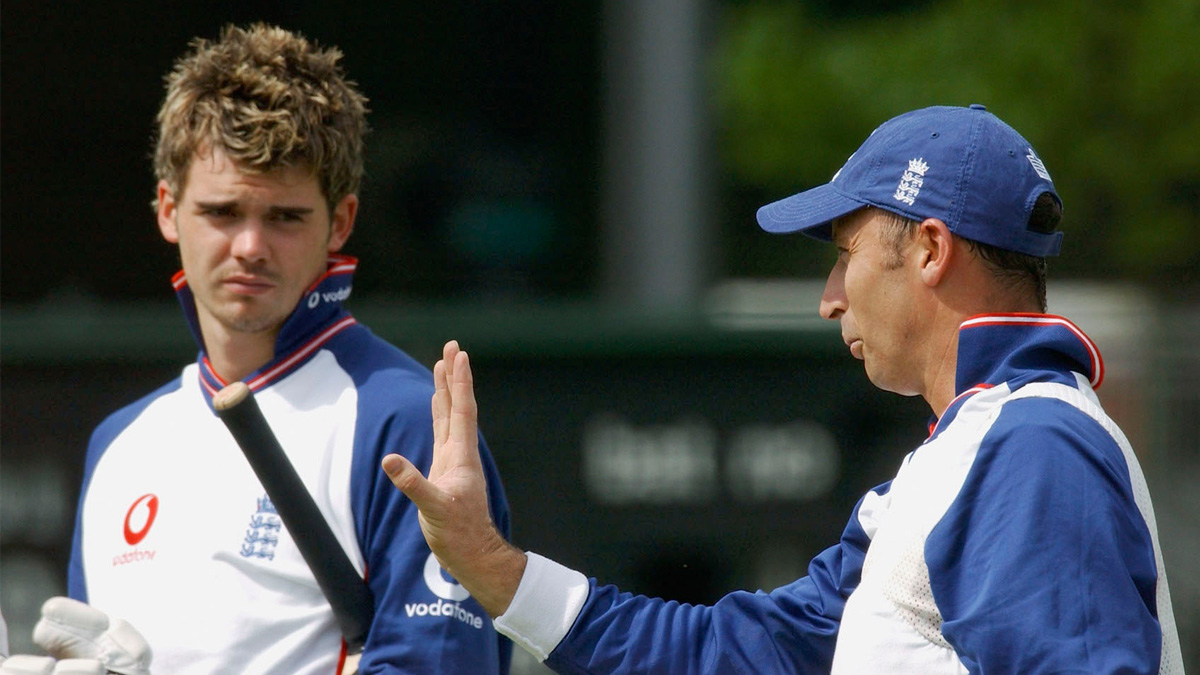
[{"xmin": 453, "ymin": 534, "xmax": 527, "ymax": 617}]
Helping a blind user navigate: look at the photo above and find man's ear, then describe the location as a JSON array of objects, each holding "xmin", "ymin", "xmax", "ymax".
[
  {"xmin": 327, "ymin": 193, "xmax": 358, "ymax": 252},
  {"xmin": 157, "ymin": 180, "xmax": 180, "ymax": 244},
  {"xmin": 916, "ymin": 217, "xmax": 954, "ymax": 287}
]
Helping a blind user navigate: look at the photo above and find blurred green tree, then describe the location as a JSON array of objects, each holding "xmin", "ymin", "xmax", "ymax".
[{"xmin": 713, "ymin": 0, "xmax": 1199, "ymax": 295}]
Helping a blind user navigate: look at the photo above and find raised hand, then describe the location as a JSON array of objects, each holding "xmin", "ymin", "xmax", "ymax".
[{"xmin": 382, "ymin": 341, "xmax": 525, "ymax": 617}]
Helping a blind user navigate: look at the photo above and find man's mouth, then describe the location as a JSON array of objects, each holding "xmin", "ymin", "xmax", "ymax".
[
  {"xmin": 848, "ymin": 339, "xmax": 864, "ymax": 360},
  {"xmin": 223, "ymin": 274, "xmax": 276, "ymax": 295}
]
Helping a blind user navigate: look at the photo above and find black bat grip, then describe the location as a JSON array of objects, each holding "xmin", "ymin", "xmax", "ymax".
[{"xmin": 213, "ymin": 382, "xmax": 373, "ymax": 653}]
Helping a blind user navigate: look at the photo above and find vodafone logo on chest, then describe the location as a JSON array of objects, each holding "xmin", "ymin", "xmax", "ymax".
[{"xmin": 114, "ymin": 493, "xmax": 159, "ymax": 567}]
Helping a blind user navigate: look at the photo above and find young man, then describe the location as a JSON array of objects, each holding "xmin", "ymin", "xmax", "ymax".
[
  {"xmin": 58, "ymin": 24, "xmax": 511, "ymax": 674},
  {"xmin": 384, "ymin": 105, "xmax": 1184, "ymax": 673}
]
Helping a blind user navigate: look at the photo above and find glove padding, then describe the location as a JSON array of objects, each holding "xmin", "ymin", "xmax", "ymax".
[
  {"xmin": 0, "ymin": 655, "xmax": 107, "ymax": 675},
  {"xmin": 30, "ymin": 599, "xmax": 150, "ymax": 675}
]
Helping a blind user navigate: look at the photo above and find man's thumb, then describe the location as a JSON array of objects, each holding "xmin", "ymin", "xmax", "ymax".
[{"xmin": 382, "ymin": 454, "xmax": 433, "ymax": 506}]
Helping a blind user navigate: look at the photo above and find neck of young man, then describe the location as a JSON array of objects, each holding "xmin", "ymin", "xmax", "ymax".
[{"xmin": 199, "ymin": 319, "xmax": 279, "ymax": 384}]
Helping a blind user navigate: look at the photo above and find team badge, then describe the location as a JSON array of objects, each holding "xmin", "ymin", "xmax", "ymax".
[
  {"xmin": 894, "ymin": 158, "xmax": 929, "ymax": 206},
  {"xmin": 241, "ymin": 494, "xmax": 282, "ymax": 560}
]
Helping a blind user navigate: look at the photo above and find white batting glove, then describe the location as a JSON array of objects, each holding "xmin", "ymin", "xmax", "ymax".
[
  {"xmin": 0, "ymin": 655, "xmax": 106, "ymax": 675},
  {"xmin": 30, "ymin": 599, "xmax": 151, "ymax": 675}
]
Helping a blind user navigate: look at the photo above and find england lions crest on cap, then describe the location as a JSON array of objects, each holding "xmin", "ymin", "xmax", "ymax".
[{"xmin": 894, "ymin": 158, "xmax": 929, "ymax": 206}]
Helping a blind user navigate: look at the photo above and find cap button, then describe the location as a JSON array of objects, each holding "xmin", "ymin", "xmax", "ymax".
[{"xmin": 969, "ymin": 103, "xmax": 987, "ymax": 110}]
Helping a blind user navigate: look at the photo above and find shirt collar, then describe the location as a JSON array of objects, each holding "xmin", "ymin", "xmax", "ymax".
[
  {"xmin": 925, "ymin": 313, "xmax": 1103, "ymax": 440},
  {"xmin": 955, "ymin": 313, "xmax": 1103, "ymax": 394},
  {"xmin": 172, "ymin": 254, "xmax": 359, "ymax": 398}
]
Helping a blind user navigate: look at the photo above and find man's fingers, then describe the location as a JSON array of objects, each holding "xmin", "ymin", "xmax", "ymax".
[
  {"xmin": 442, "ymin": 340, "xmax": 461, "ymax": 381},
  {"xmin": 395, "ymin": 342, "xmax": 483, "ymax": 506},
  {"xmin": 432, "ymin": 340, "xmax": 462, "ymax": 450},
  {"xmin": 432, "ymin": 358, "xmax": 450, "ymax": 448},
  {"xmin": 382, "ymin": 454, "xmax": 441, "ymax": 510},
  {"xmin": 448, "ymin": 350, "xmax": 479, "ymax": 454}
]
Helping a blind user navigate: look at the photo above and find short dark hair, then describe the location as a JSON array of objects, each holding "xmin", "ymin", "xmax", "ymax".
[{"xmin": 877, "ymin": 193, "xmax": 1061, "ymax": 312}]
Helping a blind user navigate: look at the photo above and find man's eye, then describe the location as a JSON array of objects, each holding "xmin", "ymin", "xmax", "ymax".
[{"xmin": 202, "ymin": 207, "xmax": 235, "ymax": 217}]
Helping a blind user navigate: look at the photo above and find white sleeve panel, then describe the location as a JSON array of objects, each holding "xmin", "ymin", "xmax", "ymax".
[{"xmin": 492, "ymin": 552, "xmax": 590, "ymax": 662}]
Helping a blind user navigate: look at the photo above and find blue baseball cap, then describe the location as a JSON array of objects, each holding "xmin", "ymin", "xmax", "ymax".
[{"xmin": 756, "ymin": 104, "xmax": 1063, "ymax": 257}]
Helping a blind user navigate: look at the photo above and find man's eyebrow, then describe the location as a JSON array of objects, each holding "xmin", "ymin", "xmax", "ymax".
[
  {"xmin": 192, "ymin": 201, "xmax": 316, "ymax": 216},
  {"xmin": 266, "ymin": 205, "xmax": 316, "ymax": 217},
  {"xmin": 194, "ymin": 200, "xmax": 238, "ymax": 210}
]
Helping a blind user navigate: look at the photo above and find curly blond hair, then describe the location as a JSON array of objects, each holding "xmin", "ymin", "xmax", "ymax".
[{"xmin": 154, "ymin": 23, "xmax": 369, "ymax": 212}]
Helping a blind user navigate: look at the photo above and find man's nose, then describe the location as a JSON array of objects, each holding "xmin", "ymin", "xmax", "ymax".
[
  {"xmin": 231, "ymin": 222, "xmax": 268, "ymax": 261},
  {"xmin": 819, "ymin": 267, "xmax": 846, "ymax": 320}
]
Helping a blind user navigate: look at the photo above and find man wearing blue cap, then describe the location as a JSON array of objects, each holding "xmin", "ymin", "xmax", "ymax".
[{"xmin": 383, "ymin": 105, "xmax": 1184, "ymax": 673}]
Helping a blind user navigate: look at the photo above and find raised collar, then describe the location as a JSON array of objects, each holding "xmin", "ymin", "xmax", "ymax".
[
  {"xmin": 955, "ymin": 313, "xmax": 1103, "ymax": 393},
  {"xmin": 172, "ymin": 254, "xmax": 359, "ymax": 400},
  {"xmin": 927, "ymin": 313, "xmax": 1104, "ymax": 440}
]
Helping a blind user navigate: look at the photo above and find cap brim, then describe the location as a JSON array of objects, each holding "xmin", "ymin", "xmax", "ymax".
[{"xmin": 755, "ymin": 184, "xmax": 866, "ymax": 240}]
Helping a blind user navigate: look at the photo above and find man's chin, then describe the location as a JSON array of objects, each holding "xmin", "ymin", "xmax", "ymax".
[
  {"xmin": 218, "ymin": 308, "xmax": 289, "ymax": 335},
  {"xmin": 231, "ymin": 317, "xmax": 287, "ymax": 334},
  {"xmin": 863, "ymin": 368, "xmax": 922, "ymax": 399},
  {"xmin": 862, "ymin": 363, "xmax": 894, "ymax": 393}
]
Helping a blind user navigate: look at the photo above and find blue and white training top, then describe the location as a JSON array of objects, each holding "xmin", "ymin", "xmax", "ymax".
[
  {"xmin": 494, "ymin": 314, "xmax": 1183, "ymax": 674},
  {"xmin": 69, "ymin": 255, "xmax": 512, "ymax": 674}
]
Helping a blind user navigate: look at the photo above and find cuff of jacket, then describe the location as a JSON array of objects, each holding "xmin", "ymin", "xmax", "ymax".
[{"xmin": 492, "ymin": 552, "xmax": 590, "ymax": 662}]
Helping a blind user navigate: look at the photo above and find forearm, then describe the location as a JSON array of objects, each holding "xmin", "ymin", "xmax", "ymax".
[{"xmin": 492, "ymin": 553, "xmax": 844, "ymax": 674}]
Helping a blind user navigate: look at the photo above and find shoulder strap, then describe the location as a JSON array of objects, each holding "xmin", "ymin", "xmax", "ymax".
[{"xmin": 213, "ymin": 383, "xmax": 374, "ymax": 655}]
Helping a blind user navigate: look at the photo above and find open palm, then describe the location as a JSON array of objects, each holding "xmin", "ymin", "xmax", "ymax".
[{"xmin": 382, "ymin": 341, "xmax": 524, "ymax": 616}]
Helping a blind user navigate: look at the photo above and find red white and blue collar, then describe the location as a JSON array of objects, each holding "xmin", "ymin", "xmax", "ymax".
[
  {"xmin": 927, "ymin": 313, "xmax": 1104, "ymax": 440},
  {"xmin": 172, "ymin": 254, "xmax": 360, "ymax": 400},
  {"xmin": 956, "ymin": 313, "xmax": 1103, "ymax": 392}
]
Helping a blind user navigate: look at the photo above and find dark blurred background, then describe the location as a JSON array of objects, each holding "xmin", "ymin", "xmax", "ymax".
[{"xmin": 3, "ymin": 1, "xmax": 1197, "ymax": 671}]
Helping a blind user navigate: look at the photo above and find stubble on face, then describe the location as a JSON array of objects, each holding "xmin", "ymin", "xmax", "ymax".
[
  {"xmin": 832, "ymin": 211, "xmax": 925, "ymax": 398},
  {"xmin": 170, "ymin": 148, "xmax": 335, "ymax": 343},
  {"xmin": 201, "ymin": 280, "xmax": 292, "ymax": 336}
]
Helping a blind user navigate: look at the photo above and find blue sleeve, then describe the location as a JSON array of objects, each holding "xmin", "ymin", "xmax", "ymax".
[
  {"xmin": 927, "ymin": 398, "xmax": 1161, "ymax": 674},
  {"xmin": 343, "ymin": 334, "xmax": 512, "ymax": 674},
  {"xmin": 545, "ymin": 485, "xmax": 887, "ymax": 674},
  {"xmin": 68, "ymin": 429, "xmax": 107, "ymax": 603}
]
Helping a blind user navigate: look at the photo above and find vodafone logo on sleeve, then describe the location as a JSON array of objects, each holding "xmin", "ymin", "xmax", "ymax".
[
  {"xmin": 423, "ymin": 553, "xmax": 469, "ymax": 602},
  {"xmin": 114, "ymin": 493, "xmax": 159, "ymax": 567}
]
